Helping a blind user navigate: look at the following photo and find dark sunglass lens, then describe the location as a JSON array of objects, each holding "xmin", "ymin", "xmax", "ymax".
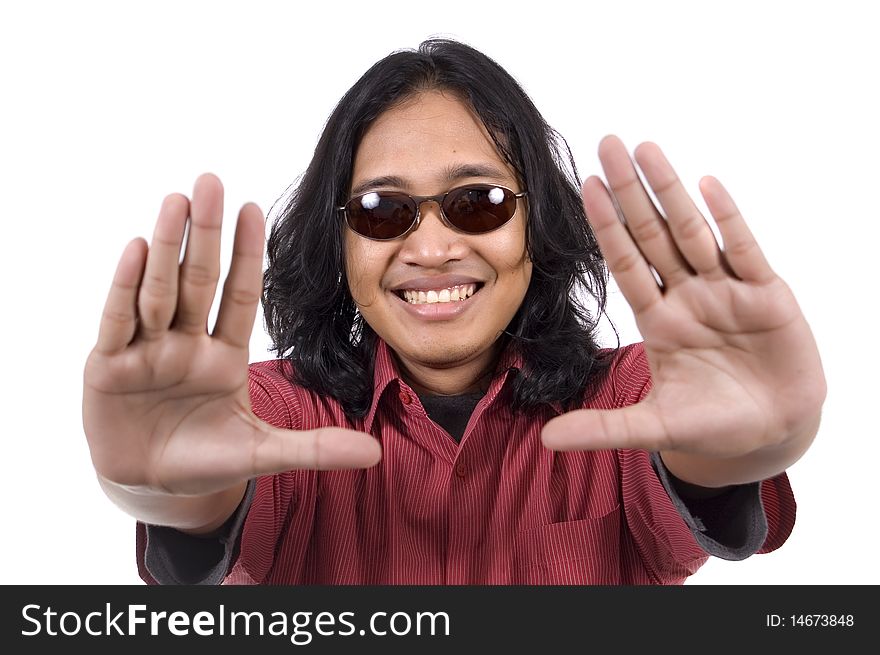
[
  {"xmin": 347, "ymin": 193, "xmax": 416, "ymax": 239},
  {"xmin": 444, "ymin": 186, "xmax": 516, "ymax": 233}
]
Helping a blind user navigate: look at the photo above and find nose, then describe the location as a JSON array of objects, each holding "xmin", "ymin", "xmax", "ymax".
[
  {"xmin": 414, "ymin": 198, "xmax": 445, "ymax": 230},
  {"xmin": 398, "ymin": 199, "xmax": 466, "ymax": 266}
]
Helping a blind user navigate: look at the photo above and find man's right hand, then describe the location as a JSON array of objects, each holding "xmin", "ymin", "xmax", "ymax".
[{"xmin": 82, "ymin": 174, "xmax": 381, "ymax": 532}]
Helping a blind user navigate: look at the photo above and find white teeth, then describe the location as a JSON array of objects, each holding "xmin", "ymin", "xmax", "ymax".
[{"xmin": 401, "ymin": 283, "xmax": 478, "ymax": 304}]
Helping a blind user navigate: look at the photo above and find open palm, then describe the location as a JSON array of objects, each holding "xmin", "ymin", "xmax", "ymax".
[
  {"xmin": 83, "ymin": 175, "xmax": 380, "ymax": 506},
  {"xmin": 542, "ymin": 136, "xmax": 826, "ymax": 486}
]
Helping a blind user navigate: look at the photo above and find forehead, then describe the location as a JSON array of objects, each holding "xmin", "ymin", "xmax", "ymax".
[{"xmin": 351, "ymin": 91, "xmax": 516, "ymax": 191}]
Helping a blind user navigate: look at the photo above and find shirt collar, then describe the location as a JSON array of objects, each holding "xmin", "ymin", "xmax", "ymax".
[
  {"xmin": 363, "ymin": 337, "xmax": 404, "ymax": 433},
  {"xmin": 364, "ymin": 337, "xmax": 543, "ymax": 433}
]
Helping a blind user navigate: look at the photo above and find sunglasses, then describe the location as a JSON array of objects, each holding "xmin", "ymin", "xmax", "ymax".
[{"xmin": 338, "ymin": 184, "xmax": 528, "ymax": 241}]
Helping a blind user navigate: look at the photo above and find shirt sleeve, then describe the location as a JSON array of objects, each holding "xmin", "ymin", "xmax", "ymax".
[
  {"xmin": 141, "ymin": 479, "xmax": 256, "ymax": 585},
  {"xmin": 135, "ymin": 359, "xmax": 303, "ymax": 585},
  {"xmin": 611, "ymin": 342, "xmax": 797, "ymax": 581},
  {"xmin": 650, "ymin": 451, "xmax": 767, "ymax": 560}
]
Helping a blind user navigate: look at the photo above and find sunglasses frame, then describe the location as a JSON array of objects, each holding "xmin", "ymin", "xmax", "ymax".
[{"xmin": 337, "ymin": 183, "xmax": 528, "ymax": 241}]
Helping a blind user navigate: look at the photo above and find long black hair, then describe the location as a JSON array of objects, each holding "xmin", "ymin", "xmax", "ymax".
[{"xmin": 263, "ymin": 38, "xmax": 615, "ymax": 420}]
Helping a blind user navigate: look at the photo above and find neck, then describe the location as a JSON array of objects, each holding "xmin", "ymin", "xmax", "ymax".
[{"xmin": 394, "ymin": 344, "xmax": 500, "ymax": 397}]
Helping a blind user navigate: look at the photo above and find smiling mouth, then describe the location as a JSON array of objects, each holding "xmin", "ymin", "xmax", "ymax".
[{"xmin": 394, "ymin": 283, "xmax": 484, "ymax": 305}]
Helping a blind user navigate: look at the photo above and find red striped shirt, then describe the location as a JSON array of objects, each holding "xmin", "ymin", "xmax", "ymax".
[{"xmin": 143, "ymin": 340, "xmax": 796, "ymax": 584}]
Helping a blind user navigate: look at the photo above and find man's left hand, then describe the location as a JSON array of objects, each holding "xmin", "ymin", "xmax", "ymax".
[{"xmin": 541, "ymin": 136, "xmax": 826, "ymax": 488}]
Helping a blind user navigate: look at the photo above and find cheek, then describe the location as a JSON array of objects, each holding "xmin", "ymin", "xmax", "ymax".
[
  {"xmin": 343, "ymin": 235, "xmax": 367, "ymax": 303},
  {"xmin": 344, "ymin": 235, "xmax": 386, "ymax": 307},
  {"xmin": 493, "ymin": 232, "xmax": 532, "ymax": 288}
]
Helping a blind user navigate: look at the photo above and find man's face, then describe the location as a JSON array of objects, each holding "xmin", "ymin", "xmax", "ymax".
[{"xmin": 344, "ymin": 91, "xmax": 532, "ymax": 389}]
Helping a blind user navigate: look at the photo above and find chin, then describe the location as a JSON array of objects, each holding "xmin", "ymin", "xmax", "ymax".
[{"xmin": 394, "ymin": 339, "xmax": 485, "ymax": 368}]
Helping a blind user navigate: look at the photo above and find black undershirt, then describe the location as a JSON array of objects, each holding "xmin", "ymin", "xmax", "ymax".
[{"xmin": 418, "ymin": 391, "xmax": 485, "ymax": 442}]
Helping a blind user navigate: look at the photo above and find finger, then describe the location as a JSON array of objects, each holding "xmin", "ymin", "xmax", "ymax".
[
  {"xmin": 136, "ymin": 193, "xmax": 190, "ymax": 338},
  {"xmin": 599, "ymin": 135, "xmax": 692, "ymax": 286},
  {"xmin": 252, "ymin": 426, "xmax": 383, "ymax": 475},
  {"xmin": 634, "ymin": 142, "xmax": 726, "ymax": 276},
  {"xmin": 174, "ymin": 173, "xmax": 224, "ymax": 334},
  {"xmin": 583, "ymin": 176, "xmax": 662, "ymax": 315},
  {"xmin": 212, "ymin": 203, "xmax": 265, "ymax": 349},
  {"xmin": 95, "ymin": 238, "xmax": 148, "ymax": 354},
  {"xmin": 541, "ymin": 404, "xmax": 669, "ymax": 453},
  {"xmin": 700, "ymin": 176, "xmax": 776, "ymax": 284}
]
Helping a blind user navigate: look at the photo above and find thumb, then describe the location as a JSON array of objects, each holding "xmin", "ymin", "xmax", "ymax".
[
  {"xmin": 251, "ymin": 426, "xmax": 383, "ymax": 476},
  {"xmin": 541, "ymin": 404, "xmax": 668, "ymax": 452}
]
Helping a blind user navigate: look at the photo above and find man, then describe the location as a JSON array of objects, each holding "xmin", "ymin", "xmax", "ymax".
[{"xmin": 82, "ymin": 39, "xmax": 825, "ymax": 584}]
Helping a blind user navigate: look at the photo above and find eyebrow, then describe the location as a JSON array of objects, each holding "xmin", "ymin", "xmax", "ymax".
[{"xmin": 350, "ymin": 163, "xmax": 512, "ymax": 197}]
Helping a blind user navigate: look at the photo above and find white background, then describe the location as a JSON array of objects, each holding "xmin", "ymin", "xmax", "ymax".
[{"xmin": 1, "ymin": 0, "xmax": 877, "ymax": 585}]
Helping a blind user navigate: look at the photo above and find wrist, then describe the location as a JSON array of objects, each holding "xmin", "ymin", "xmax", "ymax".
[{"xmin": 98, "ymin": 476, "xmax": 248, "ymax": 533}]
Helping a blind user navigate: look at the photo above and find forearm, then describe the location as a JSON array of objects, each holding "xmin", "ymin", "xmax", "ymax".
[
  {"xmin": 660, "ymin": 411, "xmax": 821, "ymax": 488},
  {"xmin": 98, "ymin": 476, "xmax": 248, "ymax": 535}
]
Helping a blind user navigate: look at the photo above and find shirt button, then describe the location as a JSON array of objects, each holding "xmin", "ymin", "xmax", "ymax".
[
  {"xmin": 455, "ymin": 462, "xmax": 468, "ymax": 478},
  {"xmin": 399, "ymin": 392, "xmax": 412, "ymax": 405}
]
